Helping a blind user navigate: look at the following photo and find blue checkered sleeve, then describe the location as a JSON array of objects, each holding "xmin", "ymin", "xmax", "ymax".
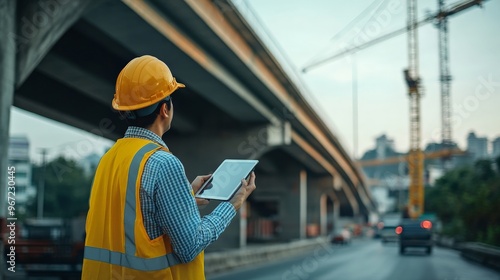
[{"xmin": 140, "ymin": 151, "xmax": 236, "ymax": 263}]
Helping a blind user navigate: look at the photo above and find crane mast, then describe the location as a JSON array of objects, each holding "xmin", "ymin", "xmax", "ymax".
[
  {"xmin": 405, "ymin": 0, "xmax": 424, "ymax": 219},
  {"xmin": 438, "ymin": 0, "xmax": 453, "ymax": 148}
]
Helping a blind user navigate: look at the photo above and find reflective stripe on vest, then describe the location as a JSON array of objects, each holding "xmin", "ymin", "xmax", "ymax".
[
  {"xmin": 84, "ymin": 246, "xmax": 181, "ymax": 271},
  {"xmin": 84, "ymin": 142, "xmax": 181, "ymax": 271}
]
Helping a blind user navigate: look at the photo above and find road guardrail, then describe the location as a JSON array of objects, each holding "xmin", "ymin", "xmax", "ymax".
[
  {"xmin": 460, "ymin": 242, "xmax": 500, "ymax": 271},
  {"xmin": 205, "ymin": 237, "xmax": 329, "ymax": 276}
]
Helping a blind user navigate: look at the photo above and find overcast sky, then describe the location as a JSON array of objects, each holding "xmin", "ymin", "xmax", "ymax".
[
  {"xmin": 9, "ymin": 0, "xmax": 500, "ymax": 162},
  {"xmin": 236, "ymin": 0, "xmax": 500, "ymax": 158}
]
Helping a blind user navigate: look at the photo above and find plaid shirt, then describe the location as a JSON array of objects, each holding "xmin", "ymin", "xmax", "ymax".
[{"xmin": 124, "ymin": 127, "xmax": 236, "ymax": 263}]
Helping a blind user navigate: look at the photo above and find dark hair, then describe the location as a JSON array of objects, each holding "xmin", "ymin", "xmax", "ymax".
[{"xmin": 125, "ymin": 98, "xmax": 172, "ymax": 128}]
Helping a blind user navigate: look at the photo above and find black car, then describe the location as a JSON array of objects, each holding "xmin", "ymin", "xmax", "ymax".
[{"xmin": 397, "ymin": 219, "xmax": 433, "ymax": 255}]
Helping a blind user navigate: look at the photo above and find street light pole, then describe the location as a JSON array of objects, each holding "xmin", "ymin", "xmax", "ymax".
[
  {"xmin": 37, "ymin": 148, "xmax": 48, "ymax": 219},
  {"xmin": 352, "ymin": 54, "xmax": 358, "ymax": 160}
]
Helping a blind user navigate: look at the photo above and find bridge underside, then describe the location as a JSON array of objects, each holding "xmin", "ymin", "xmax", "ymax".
[{"xmin": 3, "ymin": 0, "xmax": 376, "ymax": 249}]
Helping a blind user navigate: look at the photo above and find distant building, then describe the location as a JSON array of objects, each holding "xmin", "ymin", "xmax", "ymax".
[
  {"xmin": 423, "ymin": 141, "xmax": 469, "ymax": 170},
  {"xmin": 492, "ymin": 137, "xmax": 500, "ymax": 159},
  {"xmin": 424, "ymin": 141, "xmax": 458, "ymax": 153},
  {"xmin": 8, "ymin": 136, "xmax": 36, "ymax": 214},
  {"xmin": 467, "ymin": 132, "xmax": 488, "ymax": 161},
  {"xmin": 361, "ymin": 134, "xmax": 404, "ymax": 179},
  {"xmin": 375, "ymin": 134, "xmax": 395, "ymax": 159},
  {"xmin": 360, "ymin": 134, "xmax": 406, "ymax": 213}
]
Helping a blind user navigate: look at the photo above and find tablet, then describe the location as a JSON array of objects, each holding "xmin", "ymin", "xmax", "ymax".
[{"xmin": 195, "ymin": 159, "xmax": 258, "ymax": 201}]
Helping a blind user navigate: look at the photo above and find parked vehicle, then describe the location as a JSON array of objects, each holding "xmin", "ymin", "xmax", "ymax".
[
  {"xmin": 379, "ymin": 214, "xmax": 402, "ymax": 243},
  {"xmin": 1, "ymin": 217, "xmax": 85, "ymax": 278},
  {"xmin": 372, "ymin": 222, "xmax": 383, "ymax": 239},
  {"xmin": 330, "ymin": 228, "xmax": 351, "ymax": 245},
  {"xmin": 380, "ymin": 225, "xmax": 399, "ymax": 243}
]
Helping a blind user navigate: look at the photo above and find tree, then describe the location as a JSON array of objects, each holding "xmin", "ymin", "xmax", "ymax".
[
  {"xmin": 425, "ymin": 157, "xmax": 500, "ymax": 246},
  {"xmin": 29, "ymin": 157, "xmax": 92, "ymax": 219}
]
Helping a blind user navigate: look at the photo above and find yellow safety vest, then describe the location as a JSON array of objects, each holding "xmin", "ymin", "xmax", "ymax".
[{"xmin": 82, "ymin": 138, "xmax": 205, "ymax": 279}]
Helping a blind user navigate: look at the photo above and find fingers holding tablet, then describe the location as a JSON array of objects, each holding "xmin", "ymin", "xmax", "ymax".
[
  {"xmin": 230, "ymin": 172, "xmax": 256, "ymax": 211},
  {"xmin": 191, "ymin": 174, "xmax": 212, "ymax": 194},
  {"xmin": 243, "ymin": 171, "xmax": 256, "ymax": 191}
]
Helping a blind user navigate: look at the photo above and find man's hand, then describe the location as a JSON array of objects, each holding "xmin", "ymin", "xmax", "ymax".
[
  {"xmin": 230, "ymin": 172, "xmax": 256, "ymax": 211},
  {"xmin": 191, "ymin": 174, "xmax": 211, "ymax": 206}
]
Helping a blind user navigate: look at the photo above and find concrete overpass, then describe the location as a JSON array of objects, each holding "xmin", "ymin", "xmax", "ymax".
[{"xmin": 0, "ymin": 0, "xmax": 376, "ymax": 250}]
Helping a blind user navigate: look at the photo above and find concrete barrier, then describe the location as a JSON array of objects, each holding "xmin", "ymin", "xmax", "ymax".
[
  {"xmin": 460, "ymin": 242, "xmax": 500, "ymax": 271},
  {"xmin": 204, "ymin": 237, "xmax": 329, "ymax": 276}
]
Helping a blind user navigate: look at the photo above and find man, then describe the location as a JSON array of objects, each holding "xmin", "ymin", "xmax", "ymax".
[{"xmin": 82, "ymin": 55, "xmax": 256, "ymax": 279}]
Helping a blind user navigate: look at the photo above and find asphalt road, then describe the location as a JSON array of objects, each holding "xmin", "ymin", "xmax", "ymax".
[{"xmin": 208, "ymin": 239, "xmax": 500, "ymax": 280}]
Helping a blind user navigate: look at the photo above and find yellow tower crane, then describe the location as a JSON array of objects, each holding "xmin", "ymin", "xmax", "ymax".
[
  {"xmin": 301, "ymin": 0, "xmax": 489, "ymax": 219},
  {"xmin": 404, "ymin": 0, "xmax": 424, "ymax": 219}
]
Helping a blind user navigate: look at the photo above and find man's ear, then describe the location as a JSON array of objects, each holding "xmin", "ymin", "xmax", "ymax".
[{"xmin": 161, "ymin": 103, "xmax": 169, "ymax": 117}]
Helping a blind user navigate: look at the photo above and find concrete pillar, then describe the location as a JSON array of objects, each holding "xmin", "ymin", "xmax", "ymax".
[
  {"xmin": 341, "ymin": 181, "xmax": 359, "ymax": 217},
  {"xmin": 305, "ymin": 175, "xmax": 323, "ymax": 237},
  {"xmin": 0, "ymin": 2, "xmax": 16, "ymax": 276},
  {"xmin": 239, "ymin": 201, "xmax": 247, "ymax": 248},
  {"xmin": 320, "ymin": 194, "xmax": 327, "ymax": 236},
  {"xmin": 332, "ymin": 195, "xmax": 340, "ymax": 231},
  {"xmin": 299, "ymin": 169, "xmax": 307, "ymax": 239},
  {"xmin": 318, "ymin": 193, "xmax": 339, "ymax": 236},
  {"xmin": 307, "ymin": 175, "xmax": 339, "ymax": 236},
  {"xmin": 320, "ymin": 192, "xmax": 339, "ymax": 234},
  {"xmin": 276, "ymin": 172, "xmax": 301, "ymax": 241},
  {"xmin": 248, "ymin": 170, "xmax": 303, "ymax": 242},
  {"xmin": 0, "ymin": 0, "xmax": 16, "ymax": 218}
]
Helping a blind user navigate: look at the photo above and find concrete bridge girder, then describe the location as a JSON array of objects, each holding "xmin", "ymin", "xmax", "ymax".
[
  {"xmin": 85, "ymin": 0, "xmax": 277, "ymax": 126},
  {"xmin": 14, "ymin": 0, "xmax": 99, "ymax": 87}
]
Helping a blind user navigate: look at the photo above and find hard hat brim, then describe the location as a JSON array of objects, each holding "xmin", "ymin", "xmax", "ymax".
[{"xmin": 112, "ymin": 81, "xmax": 185, "ymax": 111}]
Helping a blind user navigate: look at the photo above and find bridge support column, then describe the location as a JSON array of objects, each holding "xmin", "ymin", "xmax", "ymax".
[
  {"xmin": 0, "ymin": 2, "xmax": 16, "ymax": 275},
  {"xmin": 253, "ymin": 169, "xmax": 306, "ymax": 242},
  {"xmin": 340, "ymin": 181, "xmax": 360, "ymax": 218},
  {"xmin": 0, "ymin": 0, "xmax": 16, "ymax": 218},
  {"xmin": 299, "ymin": 169, "xmax": 307, "ymax": 239},
  {"xmin": 308, "ymin": 175, "xmax": 340, "ymax": 237},
  {"xmin": 276, "ymin": 168, "xmax": 309, "ymax": 241},
  {"xmin": 320, "ymin": 193, "xmax": 340, "ymax": 235}
]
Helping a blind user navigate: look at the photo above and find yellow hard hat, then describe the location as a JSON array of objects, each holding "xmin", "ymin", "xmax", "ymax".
[{"xmin": 112, "ymin": 55, "xmax": 185, "ymax": 111}]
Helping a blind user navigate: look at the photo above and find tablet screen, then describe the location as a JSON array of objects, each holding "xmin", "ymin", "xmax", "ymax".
[{"xmin": 196, "ymin": 159, "xmax": 258, "ymax": 201}]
